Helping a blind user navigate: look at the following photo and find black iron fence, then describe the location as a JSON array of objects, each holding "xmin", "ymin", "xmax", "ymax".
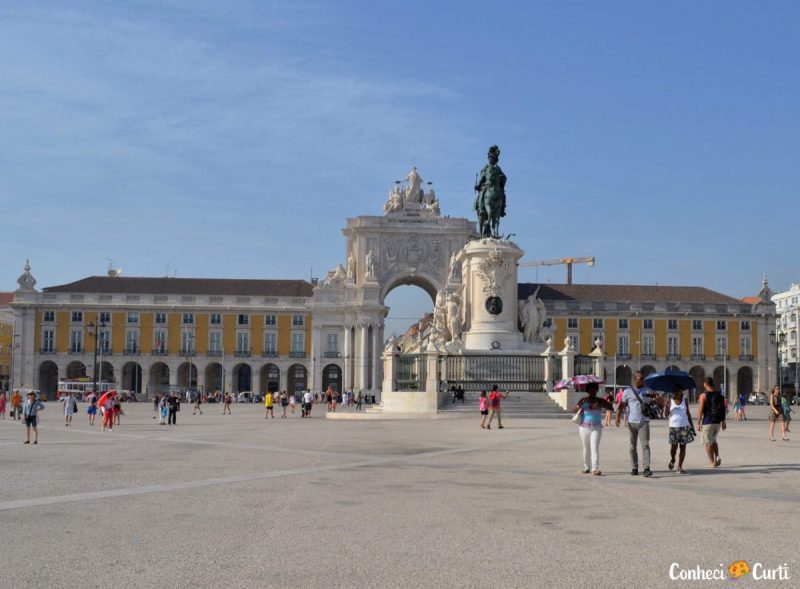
[
  {"xmin": 553, "ymin": 358, "xmax": 563, "ymax": 382},
  {"xmin": 397, "ymin": 354, "xmax": 427, "ymax": 391},
  {"xmin": 442, "ymin": 355, "xmax": 546, "ymax": 392},
  {"xmin": 575, "ymin": 355, "xmax": 595, "ymax": 376}
]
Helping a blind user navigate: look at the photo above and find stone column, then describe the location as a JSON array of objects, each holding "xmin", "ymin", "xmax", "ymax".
[
  {"xmin": 425, "ymin": 351, "xmax": 440, "ymax": 398},
  {"xmin": 560, "ymin": 339, "xmax": 576, "ymax": 380},
  {"xmin": 590, "ymin": 348, "xmax": 605, "ymax": 379},
  {"xmin": 310, "ymin": 325, "xmax": 321, "ymax": 392},
  {"xmin": 343, "ymin": 325, "xmax": 352, "ymax": 391},
  {"xmin": 372, "ymin": 322, "xmax": 383, "ymax": 395},
  {"xmin": 381, "ymin": 349, "xmax": 397, "ymax": 394},
  {"xmin": 196, "ymin": 367, "xmax": 206, "ymax": 395},
  {"xmin": 542, "ymin": 351, "xmax": 555, "ymax": 392},
  {"xmin": 360, "ymin": 323, "xmax": 369, "ymax": 391}
]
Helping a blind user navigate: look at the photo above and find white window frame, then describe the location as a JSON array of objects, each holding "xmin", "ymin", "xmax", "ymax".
[
  {"xmin": 264, "ymin": 332, "xmax": 277, "ymax": 354},
  {"xmin": 667, "ymin": 336, "xmax": 679, "ymax": 356},
  {"xmin": 236, "ymin": 332, "xmax": 250, "ymax": 353},
  {"xmin": 155, "ymin": 312, "xmax": 167, "ymax": 325},
  {"xmin": 42, "ymin": 329, "xmax": 55, "ymax": 352},
  {"xmin": 265, "ymin": 314, "xmax": 277, "ymax": 326},
  {"xmin": 291, "ymin": 332, "xmax": 305, "ymax": 353}
]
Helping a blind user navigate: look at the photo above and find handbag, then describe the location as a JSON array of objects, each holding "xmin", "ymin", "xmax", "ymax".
[{"xmin": 571, "ymin": 408, "xmax": 583, "ymax": 424}]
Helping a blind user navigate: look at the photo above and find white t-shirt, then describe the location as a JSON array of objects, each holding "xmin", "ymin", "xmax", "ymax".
[
  {"xmin": 303, "ymin": 392, "xmax": 313, "ymax": 404},
  {"xmin": 62, "ymin": 396, "xmax": 74, "ymax": 415}
]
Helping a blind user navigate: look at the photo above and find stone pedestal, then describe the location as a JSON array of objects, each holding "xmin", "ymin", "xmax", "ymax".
[{"xmin": 460, "ymin": 239, "xmax": 526, "ymax": 351}]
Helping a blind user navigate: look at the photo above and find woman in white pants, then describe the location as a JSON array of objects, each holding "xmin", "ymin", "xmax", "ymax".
[{"xmin": 572, "ymin": 382, "xmax": 614, "ymax": 476}]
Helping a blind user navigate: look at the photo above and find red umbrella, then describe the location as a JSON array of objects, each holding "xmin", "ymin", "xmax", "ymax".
[{"xmin": 98, "ymin": 390, "xmax": 117, "ymax": 407}]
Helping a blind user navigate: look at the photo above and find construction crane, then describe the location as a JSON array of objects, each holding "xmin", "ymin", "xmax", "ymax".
[{"xmin": 518, "ymin": 256, "xmax": 596, "ymax": 285}]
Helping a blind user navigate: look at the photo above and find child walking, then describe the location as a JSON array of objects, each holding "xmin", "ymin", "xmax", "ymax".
[{"xmin": 479, "ymin": 390, "xmax": 489, "ymax": 428}]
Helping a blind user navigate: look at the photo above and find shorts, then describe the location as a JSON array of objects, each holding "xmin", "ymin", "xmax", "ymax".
[
  {"xmin": 480, "ymin": 410, "xmax": 489, "ymax": 416},
  {"xmin": 25, "ymin": 415, "xmax": 37, "ymax": 427},
  {"xmin": 668, "ymin": 426, "xmax": 695, "ymax": 445},
  {"xmin": 701, "ymin": 423, "xmax": 721, "ymax": 445},
  {"xmin": 769, "ymin": 410, "xmax": 784, "ymax": 422},
  {"xmin": 87, "ymin": 406, "xmax": 97, "ymax": 415}
]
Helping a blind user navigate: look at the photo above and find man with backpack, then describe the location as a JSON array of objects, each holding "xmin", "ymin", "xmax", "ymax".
[{"xmin": 696, "ymin": 377, "xmax": 727, "ymax": 468}]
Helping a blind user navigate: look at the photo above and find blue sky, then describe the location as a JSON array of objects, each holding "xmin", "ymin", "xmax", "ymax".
[{"xmin": 2, "ymin": 1, "xmax": 799, "ymax": 335}]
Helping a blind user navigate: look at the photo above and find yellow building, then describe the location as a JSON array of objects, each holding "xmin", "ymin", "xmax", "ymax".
[
  {"xmin": 0, "ymin": 292, "xmax": 14, "ymax": 391},
  {"xmin": 11, "ymin": 274, "xmax": 323, "ymax": 399},
  {"xmin": 521, "ymin": 281, "xmax": 775, "ymax": 398}
]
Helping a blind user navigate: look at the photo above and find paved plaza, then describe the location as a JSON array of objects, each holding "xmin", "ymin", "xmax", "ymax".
[{"xmin": 0, "ymin": 402, "xmax": 797, "ymax": 588}]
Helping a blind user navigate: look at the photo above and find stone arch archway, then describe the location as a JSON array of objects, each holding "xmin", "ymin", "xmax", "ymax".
[
  {"xmin": 640, "ymin": 365, "xmax": 657, "ymax": 378},
  {"xmin": 616, "ymin": 365, "xmax": 632, "ymax": 387},
  {"xmin": 312, "ymin": 187, "xmax": 476, "ymax": 392},
  {"xmin": 259, "ymin": 363, "xmax": 280, "ymax": 394},
  {"xmin": 38, "ymin": 361, "xmax": 59, "ymax": 399},
  {"xmin": 99, "ymin": 361, "xmax": 115, "ymax": 384},
  {"xmin": 149, "ymin": 362, "xmax": 170, "ymax": 396},
  {"xmin": 233, "ymin": 363, "xmax": 251, "ymax": 393},
  {"xmin": 321, "ymin": 363, "xmax": 342, "ymax": 393},
  {"xmin": 288, "ymin": 363, "xmax": 307, "ymax": 394},
  {"xmin": 66, "ymin": 361, "xmax": 86, "ymax": 379},
  {"xmin": 689, "ymin": 366, "xmax": 705, "ymax": 402},
  {"xmin": 737, "ymin": 367, "xmax": 753, "ymax": 397},
  {"xmin": 380, "ymin": 272, "xmax": 440, "ymax": 306},
  {"xmin": 122, "ymin": 362, "xmax": 143, "ymax": 394},
  {"xmin": 205, "ymin": 363, "xmax": 222, "ymax": 394}
]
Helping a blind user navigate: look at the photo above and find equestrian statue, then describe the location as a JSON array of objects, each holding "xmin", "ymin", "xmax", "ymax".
[{"xmin": 473, "ymin": 144, "xmax": 507, "ymax": 239}]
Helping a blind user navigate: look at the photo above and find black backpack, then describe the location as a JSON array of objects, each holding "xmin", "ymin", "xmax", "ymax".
[{"xmin": 706, "ymin": 391, "xmax": 726, "ymax": 424}]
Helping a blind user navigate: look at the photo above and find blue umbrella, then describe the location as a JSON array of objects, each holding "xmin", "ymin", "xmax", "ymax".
[{"xmin": 644, "ymin": 370, "xmax": 696, "ymax": 393}]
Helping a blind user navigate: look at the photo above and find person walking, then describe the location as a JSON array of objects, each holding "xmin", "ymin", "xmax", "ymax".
[
  {"xmin": 696, "ymin": 377, "xmax": 727, "ymax": 467},
  {"xmin": 768, "ymin": 385, "xmax": 786, "ymax": 441},
  {"xmin": 11, "ymin": 390, "xmax": 22, "ymax": 421},
  {"xmin": 61, "ymin": 391, "xmax": 76, "ymax": 426},
  {"xmin": 223, "ymin": 392, "xmax": 232, "ymax": 415},
  {"xmin": 167, "ymin": 393, "xmax": 178, "ymax": 426},
  {"xmin": 87, "ymin": 392, "xmax": 98, "ymax": 426},
  {"xmin": 616, "ymin": 371, "xmax": 656, "ymax": 477},
  {"xmin": 603, "ymin": 388, "xmax": 614, "ymax": 426},
  {"xmin": 572, "ymin": 382, "xmax": 613, "ymax": 475},
  {"xmin": 615, "ymin": 388, "xmax": 628, "ymax": 427},
  {"xmin": 153, "ymin": 393, "xmax": 160, "ymax": 419},
  {"xmin": 23, "ymin": 392, "xmax": 45, "ymax": 444},
  {"xmin": 0, "ymin": 391, "xmax": 6, "ymax": 419},
  {"xmin": 113, "ymin": 399, "xmax": 123, "ymax": 426},
  {"xmin": 737, "ymin": 392, "xmax": 748, "ymax": 421},
  {"xmin": 264, "ymin": 391, "xmax": 274, "ymax": 419},
  {"xmin": 478, "ymin": 390, "xmax": 489, "ymax": 428},
  {"xmin": 280, "ymin": 390, "xmax": 288, "ymax": 418},
  {"xmin": 666, "ymin": 385, "xmax": 695, "ymax": 474},
  {"xmin": 355, "ymin": 390, "xmax": 362, "ymax": 411},
  {"xmin": 326, "ymin": 387, "xmax": 334, "ymax": 412},
  {"xmin": 303, "ymin": 390, "xmax": 313, "ymax": 417},
  {"xmin": 289, "ymin": 392, "xmax": 296, "ymax": 415},
  {"xmin": 485, "ymin": 385, "xmax": 508, "ymax": 430},
  {"xmin": 781, "ymin": 392, "xmax": 792, "ymax": 435},
  {"xmin": 193, "ymin": 394, "xmax": 203, "ymax": 415},
  {"xmin": 158, "ymin": 395, "xmax": 168, "ymax": 425},
  {"xmin": 102, "ymin": 394, "xmax": 115, "ymax": 431}
]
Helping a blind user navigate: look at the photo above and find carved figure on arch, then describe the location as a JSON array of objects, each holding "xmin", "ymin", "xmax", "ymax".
[
  {"xmin": 364, "ymin": 249, "xmax": 376, "ymax": 281},
  {"xmin": 347, "ymin": 253, "xmax": 355, "ymax": 281}
]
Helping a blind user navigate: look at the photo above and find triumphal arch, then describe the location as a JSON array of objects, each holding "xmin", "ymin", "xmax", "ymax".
[{"xmin": 311, "ymin": 167, "xmax": 476, "ymax": 393}]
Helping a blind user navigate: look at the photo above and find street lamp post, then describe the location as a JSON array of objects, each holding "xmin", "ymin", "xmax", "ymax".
[
  {"xmin": 87, "ymin": 318, "xmax": 106, "ymax": 395},
  {"xmin": 769, "ymin": 330, "xmax": 783, "ymax": 392},
  {"xmin": 185, "ymin": 333, "xmax": 195, "ymax": 396}
]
